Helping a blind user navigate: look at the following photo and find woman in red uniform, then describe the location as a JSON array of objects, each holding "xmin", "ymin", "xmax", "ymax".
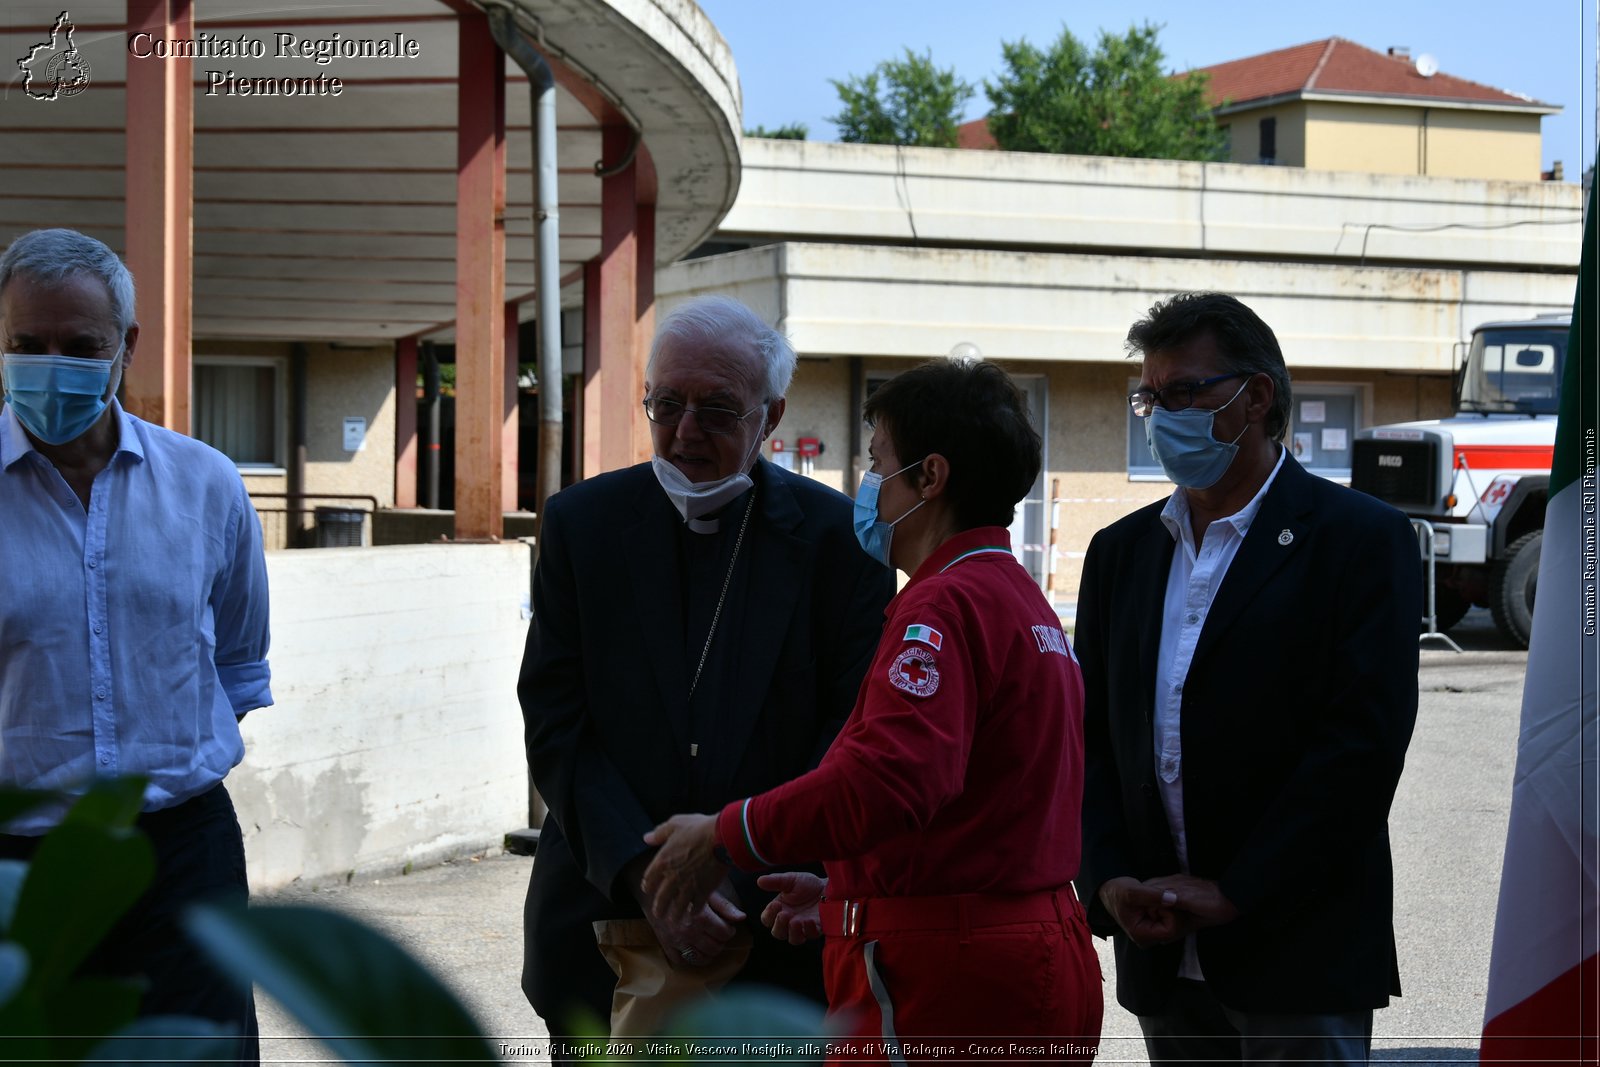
[{"xmin": 642, "ymin": 358, "xmax": 1102, "ymax": 1063}]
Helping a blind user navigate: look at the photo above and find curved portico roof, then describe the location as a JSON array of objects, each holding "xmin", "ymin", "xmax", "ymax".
[{"xmin": 0, "ymin": 0, "xmax": 741, "ymax": 341}]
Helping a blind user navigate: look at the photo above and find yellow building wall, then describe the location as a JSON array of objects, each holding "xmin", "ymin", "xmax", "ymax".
[
  {"xmin": 191, "ymin": 339, "xmax": 396, "ymax": 550},
  {"xmin": 1303, "ymin": 101, "xmax": 1544, "ymax": 180},
  {"xmin": 1003, "ymin": 361, "xmax": 1454, "ymax": 602},
  {"xmin": 1420, "ymin": 108, "xmax": 1545, "ymax": 181},
  {"xmin": 1221, "ymin": 103, "xmax": 1308, "ymax": 166},
  {"xmin": 688, "ymin": 354, "xmax": 1455, "ymax": 605},
  {"xmin": 777, "ymin": 356, "xmax": 853, "ymax": 493}
]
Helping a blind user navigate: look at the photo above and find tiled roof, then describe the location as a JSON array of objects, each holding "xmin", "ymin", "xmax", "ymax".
[
  {"xmin": 1190, "ymin": 37, "xmax": 1553, "ymax": 110},
  {"xmin": 957, "ymin": 117, "xmax": 997, "ymax": 150}
]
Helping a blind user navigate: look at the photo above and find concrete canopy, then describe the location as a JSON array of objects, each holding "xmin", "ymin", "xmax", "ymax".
[{"xmin": 0, "ymin": 0, "xmax": 741, "ymax": 342}]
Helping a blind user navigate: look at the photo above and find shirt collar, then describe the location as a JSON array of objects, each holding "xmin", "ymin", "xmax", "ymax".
[
  {"xmin": 0, "ymin": 399, "xmax": 144, "ymax": 471},
  {"xmin": 0, "ymin": 403, "xmax": 28, "ymax": 470},
  {"xmin": 903, "ymin": 526, "xmax": 1015, "ymax": 591},
  {"xmin": 1159, "ymin": 445, "xmax": 1287, "ymax": 546}
]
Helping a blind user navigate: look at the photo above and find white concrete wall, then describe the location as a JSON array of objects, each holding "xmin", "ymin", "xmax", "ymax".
[
  {"xmin": 234, "ymin": 543, "xmax": 531, "ymax": 889},
  {"xmin": 659, "ymin": 241, "xmax": 1576, "ymax": 373},
  {"xmin": 726, "ymin": 139, "xmax": 1583, "ymax": 270}
]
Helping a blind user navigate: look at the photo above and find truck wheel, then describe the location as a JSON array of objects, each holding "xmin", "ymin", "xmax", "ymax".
[
  {"xmin": 1420, "ymin": 575, "xmax": 1470, "ymax": 633},
  {"xmin": 1489, "ymin": 530, "xmax": 1541, "ymax": 649}
]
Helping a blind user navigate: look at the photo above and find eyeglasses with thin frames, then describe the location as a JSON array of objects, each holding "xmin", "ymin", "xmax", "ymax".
[
  {"xmin": 642, "ymin": 396, "xmax": 764, "ymax": 435},
  {"xmin": 1127, "ymin": 372, "xmax": 1249, "ymax": 418}
]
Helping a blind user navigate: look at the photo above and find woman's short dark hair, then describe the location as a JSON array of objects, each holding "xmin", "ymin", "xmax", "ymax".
[
  {"xmin": 1126, "ymin": 292, "xmax": 1293, "ymax": 441},
  {"xmin": 863, "ymin": 358, "xmax": 1041, "ymax": 529}
]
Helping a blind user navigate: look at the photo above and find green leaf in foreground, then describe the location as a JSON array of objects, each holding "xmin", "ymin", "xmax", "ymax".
[
  {"xmin": 10, "ymin": 823, "xmax": 154, "ymax": 992},
  {"xmin": 60, "ymin": 777, "xmax": 148, "ymax": 832},
  {"xmin": 84, "ymin": 1014, "xmax": 237, "ymax": 1066},
  {"xmin": 0, "ymin": 789, "xmax": 63, "ymax": 830},
  {"xmin": 0, "ymin": 943, "xmax": 27, "ymax": 1007},
  {"xmin": 186, "ymin": 903, "xmax": 497, "ymax": 1063},
  {"xmin": 0, "ymin": 862, "xmax": 28, "ymax": 935}
]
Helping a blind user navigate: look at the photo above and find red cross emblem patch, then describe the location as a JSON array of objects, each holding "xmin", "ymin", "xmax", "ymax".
[{"xmin": 889, "ymin": 647, "xmax": 940, "ymax": 698}]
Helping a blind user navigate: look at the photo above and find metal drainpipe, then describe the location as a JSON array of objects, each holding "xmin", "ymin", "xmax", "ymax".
[
  {"xmin": 289, "ymin": 343, "xmax": 308, "ymax": 546},
  {"xmin": 487, "ymin": 7, "xmax": 563, "ymax": 534},
  {"xmin": 487, "ymin": 5, "xmax": 566, "ymax": 849}
]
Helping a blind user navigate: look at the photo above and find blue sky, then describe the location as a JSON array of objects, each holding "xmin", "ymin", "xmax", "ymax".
[{"xmin": 698, "ymin": 0, "xmax": 1597, "ymax": 175}]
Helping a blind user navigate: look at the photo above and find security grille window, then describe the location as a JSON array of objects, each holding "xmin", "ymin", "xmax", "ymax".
[
  {"xmin": 1286, "ymin": 385, "xmax": 1364, "ymax": 480},
  {"xmin": 193, "ymin": 358, "xmax": 284, "ymax": 469},
  {"xmin": 1258, "ymin": 117, "xmax": 1277, "ymax": 165}
]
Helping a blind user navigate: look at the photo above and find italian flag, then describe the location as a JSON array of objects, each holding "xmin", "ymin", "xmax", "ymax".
[{"xmin": 1480, "ymin": 176, "xmax": 1599, "ymax": 1062}]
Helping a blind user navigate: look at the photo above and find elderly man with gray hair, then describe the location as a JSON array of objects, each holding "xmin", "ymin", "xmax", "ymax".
[
  {"xmin": 0, "ymin": 228, "xmax": 271, "ymax": 1064},
  {"xmin": 519, "ymin": 295, "xmax": 893, "ymax": 1053}
]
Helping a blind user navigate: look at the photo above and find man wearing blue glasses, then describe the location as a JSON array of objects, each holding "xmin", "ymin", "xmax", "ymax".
[
  {"xmin": 518, "ymin": 295, "xmax": 892, "ymax": 1054},
  {"xmin": 1074, "ymin": 292, "xmax": 1419, "ymax": 1064},
  {"xmin": 0, "ymin": 228, "xmax": 270, "ymax": 1064}
]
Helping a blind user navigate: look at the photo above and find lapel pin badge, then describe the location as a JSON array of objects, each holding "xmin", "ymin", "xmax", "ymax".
[{"xmin": 1278, "ymin": 529, "xmax": 1294, "ymax": 546}]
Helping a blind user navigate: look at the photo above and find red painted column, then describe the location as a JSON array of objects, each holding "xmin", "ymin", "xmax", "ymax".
[
  {"xmin": 394, "ymin": 337, "xmax": 418, "ymax": 508},
  {"xmin": 633, "ymin": 201, "xmax": 656, "ymax": 464},
  {"xmin": 503, "ymin": 301, "xmax": 520, "ymax": 512},
  {"xmin": 123, "ymin": 0, "xmax": 192, "ymax": 433},
  {"xmin": 581, "ymin": 261, "xmax": 606, "ymax": 479},
  {"xmin": 582, "ymin": 125, "xmax": 652, "ymax": 477},
  {"xmin": 453, "ymin": 12, "xmax": 506, "ymax": 540}
]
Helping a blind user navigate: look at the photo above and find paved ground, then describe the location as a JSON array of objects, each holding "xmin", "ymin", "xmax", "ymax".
[{"xmin": 258, "ymin": 608, "xmax": 1526, "ymax": 1065}]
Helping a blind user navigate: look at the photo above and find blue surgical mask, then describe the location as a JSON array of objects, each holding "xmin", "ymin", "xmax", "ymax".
[
  {"xmin": 2, "ymin": 347, "xmax": 125, "ymax": 446},
  {"xmin": 853, "ymin": 460, "xmax": 925, "ymax": 567},
  {"xmin": 1144, "ymin": 378, "xmax": 1250, "ymax": 490}
]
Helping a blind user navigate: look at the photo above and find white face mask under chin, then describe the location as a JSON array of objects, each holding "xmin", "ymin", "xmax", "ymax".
[{"xmin": 651, "ymin": 420, "xmax": 765, "ymax": 522}]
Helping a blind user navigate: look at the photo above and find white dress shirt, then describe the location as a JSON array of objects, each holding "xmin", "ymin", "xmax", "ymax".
[{"xmin": 1154, "ymin": 446, "xmax": 1285, "ymax": 979}]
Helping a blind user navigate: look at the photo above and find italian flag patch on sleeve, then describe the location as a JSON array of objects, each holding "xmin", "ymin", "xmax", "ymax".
[{"xmin": 903, "ymin": 624, "xmax": 943, "ymax": 650}]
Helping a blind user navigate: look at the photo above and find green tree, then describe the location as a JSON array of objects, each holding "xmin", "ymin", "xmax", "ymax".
[
  {"xmin": 745, "ymin": 122, "xmax": 809, "ymax": 140},
  {"xmin": 830, "ymin": 48, "xmax": 974, "ymax": 148},
  {"xmin": 985, "ymin": 23, "xmax": 1225, "ymax": 161}
]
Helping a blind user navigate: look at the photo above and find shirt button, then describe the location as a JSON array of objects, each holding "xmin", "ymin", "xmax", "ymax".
[
  {"xmin": 87, "ymin": 560, "xmax": 97, "ymax": 569},
  {"xmin": 93, "ymin": 625, "xmax": 103, "ymax": 635},
  {"xmin": 94, "ymin": 689, "xmax": 107, "ymax": 700},
  {"xmin": 1174, "ymin": 683, "xmax": 1184, "ymax": 694},
  {"xmin": 1186, "ymin": 613, "xmax": 1199, "ymax": 624},
  {"xmin": 100, "ymin": 755, "xmax": 110, "ymax": 765}
]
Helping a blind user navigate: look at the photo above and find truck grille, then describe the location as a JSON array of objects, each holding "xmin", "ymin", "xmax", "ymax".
[{"xmin": 1352, "ymin": 438, "xmax": 1439, "ymax": 511}]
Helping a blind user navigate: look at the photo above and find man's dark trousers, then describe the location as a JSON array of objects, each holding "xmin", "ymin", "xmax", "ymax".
[{"xmin": 0, "ymin": 783, "xmax": 258, "ymax": 1066}]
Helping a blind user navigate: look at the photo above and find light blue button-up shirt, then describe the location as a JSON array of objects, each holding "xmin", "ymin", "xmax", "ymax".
[{"xmin": 0, "ymin": 400, "xmax": 272, "ymax": 833}]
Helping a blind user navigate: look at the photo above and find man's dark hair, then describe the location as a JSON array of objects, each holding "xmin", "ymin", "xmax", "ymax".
[
  {"xmin": 1126, "ymin": 292, "xmax": 1292, "ymax": 441},
  {"xmin": 863, "ymin": 358, "xmax": 1041, "ymax": 529}
]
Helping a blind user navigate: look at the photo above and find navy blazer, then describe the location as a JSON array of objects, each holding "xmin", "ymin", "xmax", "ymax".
[
  {"xmin": 519, "ymin": 458, "xmax": 893, "ymax": 1020},
  {"xmin": 1073, "ymin": 454, "xmax": 1420, "ymax": 1016}
]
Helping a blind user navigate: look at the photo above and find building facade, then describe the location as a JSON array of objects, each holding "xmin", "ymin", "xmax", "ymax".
[{"xmin": 660, "ymin": 138, "xmax": 1583, "ymax": 600}]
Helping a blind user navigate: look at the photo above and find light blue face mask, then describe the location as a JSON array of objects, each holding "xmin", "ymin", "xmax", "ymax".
[
  {"xmin": 1144, "ymin": 377, "xmax": 1251, "ymax": 490},
  {"xmin": 1, "ymin": 347, "xmax": 125, "ymax": 446},
  {"xmin": 853, "ymin": 460, "xmax": 925, "ymax": 567}
]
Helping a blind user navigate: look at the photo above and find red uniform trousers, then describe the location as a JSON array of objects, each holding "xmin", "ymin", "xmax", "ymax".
[{"xmin": 817, "ymin": 889, "xmax": 1102, "ymax": 1067}]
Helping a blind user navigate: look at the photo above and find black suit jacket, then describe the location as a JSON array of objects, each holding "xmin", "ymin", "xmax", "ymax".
[
  {"xmin": 1073, "ymin": 454, "xmax": 1420, "ymax": 1016},
  {"xmin": 519, "ymin": 458, "xmax": 893, "ymax": 1023}
]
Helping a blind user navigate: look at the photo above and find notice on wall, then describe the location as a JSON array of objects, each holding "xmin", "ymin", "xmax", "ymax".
[
  {"xmin": 1321, "ymin": 428, "xmax": 1348, "ymax": 452},
  {"xmin": 343, "ymin": 416, "xmax": 367, "ymax": 453},
  {"xmin": 1300, "ymin": 401, "xmax": 1326, "ymax": 424},
  {"xmin": 1292, "ymin": 432, "xmax": 1314, "ymax": 460}
]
